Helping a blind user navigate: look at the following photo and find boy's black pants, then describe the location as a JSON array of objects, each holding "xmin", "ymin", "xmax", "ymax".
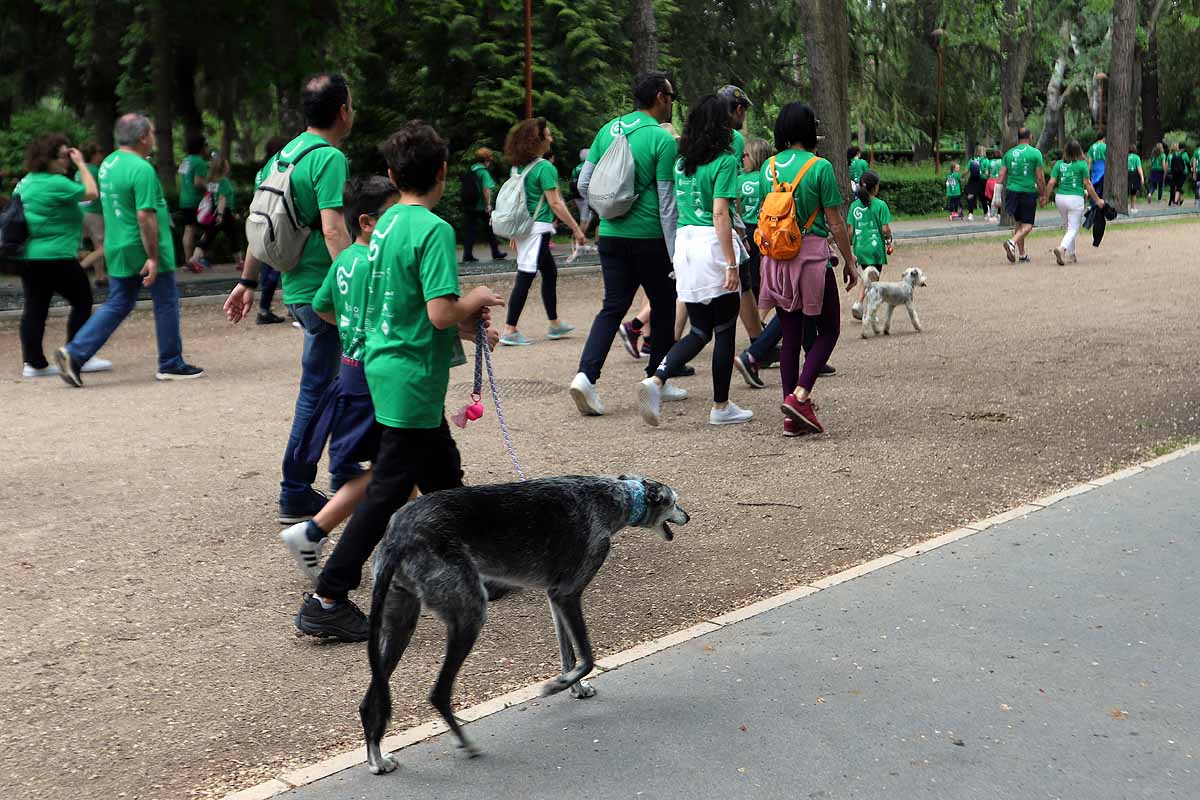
[{"xmin": 316, "ymin": 420, "xmax": 464, "ymax": 601}]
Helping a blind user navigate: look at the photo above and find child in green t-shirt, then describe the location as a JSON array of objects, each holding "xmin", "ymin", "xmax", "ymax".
[
  {"xmin": 190, "ymin": 156, "xmax": 242, "ymax": 271},
  {"xmin": 945, "ymin": 163, "xmax": 963, "ymax": 220},
  {"xmin": 293, "ymin": 121, "xmax": 506, "ymax": 642},
  {"xmin": 847, "ymin": 171, "xmax": 894, "ymax": 320},
  {"xmin": 281, "ymin": 175, "xmax": 400, "ymax": 579}
]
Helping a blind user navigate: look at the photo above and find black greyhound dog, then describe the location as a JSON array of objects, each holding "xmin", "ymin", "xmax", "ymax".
[{"xmin": 359, "ymin": 475, "xmax": 689, "ymax": 774}]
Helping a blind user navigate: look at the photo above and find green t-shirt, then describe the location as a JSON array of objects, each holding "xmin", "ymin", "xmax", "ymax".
[
  {"xmin": 1087, "ymin": 141, "xmax": 1107, "ymax": 165},
  {"xmin": 98, "ymin": 150, "xmax": 175, "ymax": 276},
  {"xmin": 521, "ymin": 159, "xmax": 559, "ymax": 224},
  {"xmin": 212, "ymin": 177, "xmax": 235, "ymax": 210},
  {"xmin": 14, "ymin": 172, "xmax": 86, "ymax": 260},
  {"xmin": 1151, "ymin": 153, "xmax": 1165, "ymax": 171},
  {"xmin": 730, "ymin": 129, "xmax": 745, "ymax": 165},
  {"xmin": 1003, "ymin": 144, "xmax": 1045, "ymax": 193},
  {"xmin": 361, "ymin": 203, "xmax": 460, "ymax": 429},
  {"xmin": 738, "ymin": 171, "xmax": 763, "ymax": 224},
  {"xmin": 945, "ymin": 173, "xmax": 962, "ymax": 197},
  {"xmin": 849, "ymin": 156, "xmax": 869, "ymax": 182},
  {"xmin": 989, "ymin": 158, "xmax": 1004, "ymax": 178},
  {"xmin": 847, "ymin": 197, "xmax": 891, "ymax": 266},
  {"xmin": 759, "ymin": 150, "xmax": 842, "ymax": 239},
  {"xmin": 257, "ymin": 132, "xmax": 349, "ymax": 305},
  {"xmin": 586, "ymin": 111, "xmax": 678, "ymax": 239},
  {"xmin": 75, "ymin": 164, "xmax": 102, "ymax": 215},
  {"xmin": 178, "ymin": 154, "xmax": 209, "ymax": 210},
  {"xmin": 674, "ymin": 154, "xmax": 738, "ymax": 228},
  {"xmin": 1127, "ymin": 153, "xmax": 1142, "ymax": 172},
  {"xmin": 471, "ymin": 162, "xmax": 497, "ymax": 211},
  {"xmin": 1193, "ymin": 149, "xmax": 1200, "ymax": 171},
  {"xmin": 1051, "ymin": 159, "xmax": 1089, "ymax": 197},
  {"xmin": 312, "ymin": 242, "xmax": 371, "ymax": 360}
]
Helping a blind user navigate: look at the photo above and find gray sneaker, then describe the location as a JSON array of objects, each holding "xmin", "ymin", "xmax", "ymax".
[{"xmin": 294, "ymin": 593, "xmax": 369, "ymax": 642}]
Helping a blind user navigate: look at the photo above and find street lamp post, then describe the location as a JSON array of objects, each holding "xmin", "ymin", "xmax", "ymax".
[{"xmin": 933, "ymin": 28, "xmax": 945, "ymax": 174}]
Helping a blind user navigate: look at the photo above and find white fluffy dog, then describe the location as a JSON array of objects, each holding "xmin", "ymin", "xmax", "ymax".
[{"xmin": 860, "ymin": 267, "xmax": 927, "ymax": 338}]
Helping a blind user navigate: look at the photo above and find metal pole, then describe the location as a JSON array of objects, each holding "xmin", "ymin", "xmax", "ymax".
[{"xmin": 524, "ymin": 0, "xmax": 533, "ymax": 119}]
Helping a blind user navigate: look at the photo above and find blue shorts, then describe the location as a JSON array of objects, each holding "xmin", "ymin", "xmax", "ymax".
[{"xmin": 292, "ymin": 358, "xmax": 381, "ymax": 474}]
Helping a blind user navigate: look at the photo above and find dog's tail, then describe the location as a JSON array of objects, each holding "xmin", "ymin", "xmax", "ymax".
[
  {"xmin": 859, "ymin": 265, "xmax": 880, "ymax": 287},
  {"xmin": 360, "ymin": 548, "xmax": 401, "ymax": 767}
]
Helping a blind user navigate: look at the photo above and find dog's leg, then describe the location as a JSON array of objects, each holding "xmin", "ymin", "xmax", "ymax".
[
  {"xmin": 906, "ymin": 301, "xmax": 923, "ymax": 332},
  {"xmin": 861, "ymin": 298, "xmax": 873, "ymax": 339},
  {"xmin": 550, "ymin": 597, "xmax": 595, "ymax": 699},
  {"xmin": 542, "ymin": 592, "xmax": 595, "ymax": 697},
  {"xmin": 883, "ymin": 303, "xmax": 895, "ymax": 335},
  {"xmin": 361, "ymin": 583, "xmax": 421, "ymax": 775},
  {"xmin": 425, "ymin": 568, "xmax": 487, "ymax": 758}
]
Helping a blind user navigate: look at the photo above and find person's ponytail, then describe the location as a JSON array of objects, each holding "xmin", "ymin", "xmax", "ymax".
[{"xmin": 857, "ymin": 170, "xmax": 879, "ymax": 207}]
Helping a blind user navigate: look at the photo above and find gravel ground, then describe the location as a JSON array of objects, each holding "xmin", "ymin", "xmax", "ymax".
[{"xmin": 2, "ymin": 221, "xmax": 1198, "ymax": 800}]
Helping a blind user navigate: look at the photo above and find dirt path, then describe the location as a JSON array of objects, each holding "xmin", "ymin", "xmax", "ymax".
[{"xmin": 2, "ymin": 221, "xmax": 1197, "ymax": 800}]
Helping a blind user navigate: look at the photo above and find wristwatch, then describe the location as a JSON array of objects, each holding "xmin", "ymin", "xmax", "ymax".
[{"xmin": 724, "ymin": 263, "xmax": 738, "ymax": 270}]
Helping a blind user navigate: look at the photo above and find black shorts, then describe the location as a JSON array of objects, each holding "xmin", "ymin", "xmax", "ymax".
[
  {"xmin": 292, "ymin": 360, "xmax": 381, "ymax": 474},
  {"xmin": 1128, "ymin": 171, "xmax": 1142, "ymax": 195},
  {"xmin": 946, "ymin": 196, "xmax": 962, "ymax": 213},
  {"xmin": 740, "ymin": 224, "xmax": 762, "ymax": 296},
  {"xmin": 1005, "ymin": 190, "xmax": 1038, "ymax": 225},
  {"xmin": 179, "ymin": 208, "xmax": 199, "ymax": 227}
]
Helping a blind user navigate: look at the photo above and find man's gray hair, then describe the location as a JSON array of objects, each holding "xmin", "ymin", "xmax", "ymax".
[{"xmin": 115, "ymin": 114, "xmax": 152, "ymax": 146}]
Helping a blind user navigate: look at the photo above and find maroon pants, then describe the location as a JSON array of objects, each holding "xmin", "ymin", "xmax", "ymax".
[{"xmin": 777, "ymin": 268, "xmax": 839, "ymax": 397}]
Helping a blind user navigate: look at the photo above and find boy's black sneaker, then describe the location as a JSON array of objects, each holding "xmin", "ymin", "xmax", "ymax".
[
  {"xmin": 55, "ymin": 347, "xmax": 83, "ymax": 388},
  {"xmin": 667, "ymin": 363, "xmax": 696, "ymax": 378},
  {"xmin": 278, "ymin": 487, "xmax": 329, "ymax": 525},
  {"xmin": 257, "ymin": 311, "xmax": 286, "ymax": 325},
  {"xmin": 155, "ymin": 364, "xmax": 206, "ymax": 381},
  {"xmin": 295, "ymin": 593, "xmax": 369, "ymax": 642}
]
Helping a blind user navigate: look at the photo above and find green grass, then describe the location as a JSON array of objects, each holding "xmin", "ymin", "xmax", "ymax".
[{"xmin": 1149, "ymin": 437, "xmax": 1200, "ymax": 458}]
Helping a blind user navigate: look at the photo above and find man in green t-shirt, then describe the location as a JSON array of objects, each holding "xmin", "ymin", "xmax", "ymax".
[
  {"xmin": 571, "ymin": 71, "xmax": 680, "ymax": 417},
  {"xmin": 224, "ymin": 74, "xmax": 358, "ymax": 524},
  {"xmin": 848, "ymin": 146, "xmax": 869, "ymax": 192},
  {"xmin": 56, "ymin": 113, "xmax": 204, "ymax": 387},
  {"xmin": 461, "ymin": 147, "xmax": 506, "ymax": 262},
  {"xmin": 997, "ymin": 127, "xmax": 1046, "ymax": 262},
  {"xmin": 293, "ymin": 121, "xmax": 504, "ymax": 642},
  {"xmin": 1127, "ymin": 151, "xmax": 1144, "ymax": 213},
  {"xmin": 179, "ymin": 133, "xmax": 210, "ymax": 271}
]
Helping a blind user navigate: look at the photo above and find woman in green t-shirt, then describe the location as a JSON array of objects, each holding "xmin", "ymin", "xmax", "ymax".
[
  {"xmin": 637, "ymin": 95, "xmax": 752, "ymax": 428},
  {"xmin": 1148, "ymin": 143, "xmax": 1165, "ymax": 203},
  {"xmin": 189, "ymin": 155, "xmax": 243, "ymax": 271},
  {"xmin": 498, "ymin": 117, "xmax": 585, "ymax": 347},
  {"xmin": 12, "ymin": 133, "xmax": 110, "ymax": 378},
  {"xmin": 1042, "ymin": 140, "xmax": 1104, "ymax": 265}
]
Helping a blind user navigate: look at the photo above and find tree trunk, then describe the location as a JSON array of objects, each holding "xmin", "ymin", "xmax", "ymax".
[
  {"xmin": 856, "ymin": 116, "xmax": 866, "ymax": 149},
  {"xmin": 174, "ymin": 43, "xmax": 204, "ymax": 148},
  {"xmin": 150, "ymin": 2, "xmax": 176, "ymax": 187},
  {"xmin": 1106, "ymin": 0, "xmax": 1137, "ymax": 214},
  {"xmin": 798, "ymin": 0, "xmax": 852, "ymax": 205},
  {"xmin": 1137, "ymin": 0, "xmax": 1166, "ymax": 153},
  {"xmin": 629, "ymin": 0, "xmax": 659, "ymax": 76},
  {"xmin": 999, "ymin": 0, "xmax": 1035, "ymax": 153},
  {"xmin": 272, "ymin": 0, "xmax": 303, "ymax": 133},
  {"xmin": 1036, "ymin": 19, "xmax": 1072, "ymax": 153}
]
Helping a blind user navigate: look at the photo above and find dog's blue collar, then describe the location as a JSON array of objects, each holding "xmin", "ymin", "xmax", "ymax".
[{"xmin": 622, "ymin": 479, "xmax": 649, "ymax": 526}]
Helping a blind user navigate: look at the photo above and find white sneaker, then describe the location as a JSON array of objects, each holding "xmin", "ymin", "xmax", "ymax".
[
  {"xmin": 709, "ymin": 401, "xmax": 754, "ymax": 426},
  {"xmin": 81, "ymin": 356, "xmax": 112, "ymax": 373},
  {"xmin": 280, "ymin": 522, "xmax": 327, "ymax": 580},
  {"xmin": 22, "ymin": 363, "xmax": 59, "ymax": 378},
  {"xmin": 851, "ymin": 301, "xmax": 863, "ymax": 321},
  {"xmin": 968, "ymin": 213, "xmax": 975, "ymax": 221},
  {"xmin": 637, "ymin": 378, "xmax": 662, "ymax": 427},
  {"xmin": 661, "ymin": 383, "xmax": 688, "ymax": 402},
  {"xmin": 569, "ymin": 372, "xmax": 604, "ymax": 416}
]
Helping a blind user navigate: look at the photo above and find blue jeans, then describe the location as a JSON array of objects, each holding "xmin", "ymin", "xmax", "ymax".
[
  {"xmin": 66, "ymin": 271, "xmax": 185, "ymax": 371},
  {"xmin": 280, "ymin": 303, "xmax": 356, "ymax": 503}
]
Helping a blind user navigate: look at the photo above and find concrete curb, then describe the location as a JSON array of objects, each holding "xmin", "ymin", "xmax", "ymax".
[{"xmin": 217, "ymin": 439, "xmax": 1200, "ymax": 800}]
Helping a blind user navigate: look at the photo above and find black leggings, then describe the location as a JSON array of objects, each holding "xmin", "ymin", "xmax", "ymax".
[
  {"xmin": 506, "ymin": 233, "xmax": 557, "ymax": 326},
  {"xmin": 18, "ymin": 259, "xmax": 93, "ymax": 369},
  {"xmin": 656, "ymin": 291, "xmax": 740, "ymax": 404},
  {"xmin": 198, "ymin": 214, "xmax": 242, "ymax": 253}
]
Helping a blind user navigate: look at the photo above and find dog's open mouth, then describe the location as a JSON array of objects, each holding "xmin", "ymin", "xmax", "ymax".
[{"xmin": 661, "ymin": 522, "xmax": 674, "ymax": 541}]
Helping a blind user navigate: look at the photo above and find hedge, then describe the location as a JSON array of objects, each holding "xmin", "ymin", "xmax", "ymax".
[{"xmin": 876, "ymin": 175, "xmax": 948, "ymax": 216}]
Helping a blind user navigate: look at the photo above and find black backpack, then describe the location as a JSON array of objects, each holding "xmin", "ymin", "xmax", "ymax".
[
  {"xmin": 460, "ymin": 166, "xmax": 481, "ymax": 208},
  {"xmin": 969, "ymin": 159, "xmax": 982, "ymax": 180},
  {"xmin": 0, "ymin": 194, "xmax": 29, "ymax": 261},
  {"xmin": 1170, "ymin": 152, "xmax": 1186, "ymax": 177}
]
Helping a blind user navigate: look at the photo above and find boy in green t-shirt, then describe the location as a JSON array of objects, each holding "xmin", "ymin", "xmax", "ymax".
[
  {"xmin": 281, "ymin": 175, "xmax": 401, "ymax": 578},
  {"xmin": 846, "ymin": 171, "xmax": 894, "ymax": 320},
  {"xmin": 945, "ymin": 163, "xmax": 963, "ymax": 220},
  {"xmin": 294, "ymin": 121, "xmax": 505, "ymax": 641}
]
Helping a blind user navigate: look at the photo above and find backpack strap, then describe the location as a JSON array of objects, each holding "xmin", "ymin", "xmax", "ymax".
[
  {"xmin": 789, "ymin": 155, "xmax": 824, "ymax": 234},
  {"xmin": 277, "ymin": 142, "xmax": 332, "ymax": 169}
]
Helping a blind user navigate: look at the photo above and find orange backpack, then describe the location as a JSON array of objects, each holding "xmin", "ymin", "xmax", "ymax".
[{"xmin": 754, "ymin": 154, "xmax": 823, "ymax": 261}]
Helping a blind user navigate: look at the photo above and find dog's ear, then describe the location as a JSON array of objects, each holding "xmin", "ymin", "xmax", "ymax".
[{"xmin": 644, "ymin": 480, "xmax": 663, "ymax": 505}]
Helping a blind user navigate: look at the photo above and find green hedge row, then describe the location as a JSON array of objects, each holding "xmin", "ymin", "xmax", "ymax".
[{"xmin": 876, "ymin": 176, "xmax": 950, "ymax": 216}]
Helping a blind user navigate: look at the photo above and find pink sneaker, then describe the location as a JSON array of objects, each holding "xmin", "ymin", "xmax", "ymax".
[
  {"xmin": 781, "ymin": 394, "xmax": 824, "ymax": 433},
  {"xmin": 783, "ymin": 418, "xmax": 805, "ymax": 437}
]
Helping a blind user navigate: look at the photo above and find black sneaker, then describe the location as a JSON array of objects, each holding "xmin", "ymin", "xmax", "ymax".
[
  {"xmin": 55, "ymin": 347, "xmax": 83, "ymax": 388},
  {"xmin": 667, "ymin": 363, "xmax": 696, "ymax": 378},
  {"xmin": 819, "ymin": 364, "xmax": 837, "ymax": 376},
  {"xmin": 735, "ymin": 353, "xmax": 766, "ymax": 389},
  {"xmin": 493, "ymin": 251, "xmax": 508, "ymax": 260},
  {"xmin": 278, "ymin": 487, "xmax": 329, "ymax": 525},
  {"xmin": 256, "ymin": 310, "xmax": 286, "ymax": 325},
  {"xmin": 294, "ymin": 593, "xmax": 369, "ymax": 642},
  {"xmin": 619, "ymin": 321, "xmax": 642, "ymax": 359},
  {"xmin": 761, "ymin": 346, "xmax": 781, "ymax": 368},
  {"xmin": 462, "ymin": 256, "xmax": 479, "ymax": 263},
  {"xmin": 155, "ymin": 364, "xmax": 206, "ymax": 381}
]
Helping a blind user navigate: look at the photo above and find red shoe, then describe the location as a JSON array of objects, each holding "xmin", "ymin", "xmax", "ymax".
[
  {"xmin": 783, "ymin": 417, "xmax": 806, "ymax": 437},
  {"xmin": 781, "ymin": 394, "xmax": 823, "ymax": 433}
]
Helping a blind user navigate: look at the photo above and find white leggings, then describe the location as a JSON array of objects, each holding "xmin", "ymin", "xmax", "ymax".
[{"xmin": 1055, "ymin": 194, "xmax": 1085, "ymax": 254}]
